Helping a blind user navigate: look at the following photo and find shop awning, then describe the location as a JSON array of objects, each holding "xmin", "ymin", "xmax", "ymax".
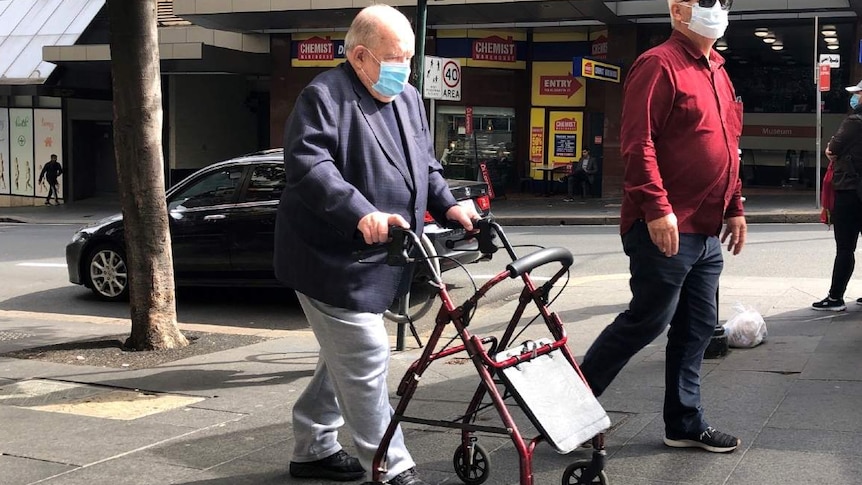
[
  {"xmin": 42, "ymin": 26, "xmax": 270, "ymax": 75},
  {"xmin": 0, "ymin": 0, "xmax": 105, "ymax": 85},
  {"xmin": 172, "ymin": 0, "xmax": 623, "ymax": 32}
]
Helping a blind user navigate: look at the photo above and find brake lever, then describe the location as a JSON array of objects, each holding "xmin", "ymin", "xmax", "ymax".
[
  {"xmin": 352, "ymin": 226, "xmax": 414, "ymax": 266},
  {"xmin": 476, "ymin": 218, "xmax": 498, "ymax": 255},
  {"xmin": 443, "ymin": 217, "xmax": 498, "ymax": 256},
  {"xmin": 386, "ymin": 226, "xmax": 413, "ymax": 266}
]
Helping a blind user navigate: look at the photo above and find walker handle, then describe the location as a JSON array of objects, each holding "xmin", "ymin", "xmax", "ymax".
[{"xmin": 505, "ymin": 247, "xmax": 573, "ymax": 278}]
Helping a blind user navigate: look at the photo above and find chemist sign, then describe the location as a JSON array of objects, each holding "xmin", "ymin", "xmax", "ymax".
[
  {"xmin": 572, "ymin": 57, "xmax": 621, "ymax": 83},
  {"xmin": 423, "ymin": 56, "xmax": 461, "ymax": 101}
]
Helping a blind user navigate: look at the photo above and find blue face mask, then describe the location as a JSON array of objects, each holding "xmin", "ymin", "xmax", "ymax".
[
  {"xmin": 851, "ymin": 94, "xmax": 860, "ymax": 110},
  {"xmin": 367, "ymin": 51, "xmax": 411, "ymax": 98}
]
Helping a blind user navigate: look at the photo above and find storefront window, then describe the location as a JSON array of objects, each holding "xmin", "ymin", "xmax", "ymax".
[
  {"xmin": 434, "ymin": 106, "xmax": 515, "ymax": 184},
  {"xmin": 637, "ymin": 19, "xmax": 852, "ymax": 188}
]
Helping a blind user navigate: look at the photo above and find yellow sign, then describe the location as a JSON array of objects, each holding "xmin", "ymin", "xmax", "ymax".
[
  {"xmin": 531, "ymin": 62, "xmax": 586, "ymax": 107},
  {"xmin": 548, "ymin": 111, "xmax": 583, "ymax": 175},
  {"xmin": 529, "ymin": 108, "xmax": 545, "ymax": 172},
  {"xmin": 573, "ymin": 57, "xmax": 621, "ymax": 83}
]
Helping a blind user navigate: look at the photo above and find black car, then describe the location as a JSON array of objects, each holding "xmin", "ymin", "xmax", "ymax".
[{"xmin": 66, "ymin": 149, "xmax": 493, "ymax": 302}]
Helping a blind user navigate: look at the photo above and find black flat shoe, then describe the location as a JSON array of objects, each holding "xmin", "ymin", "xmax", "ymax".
[
  {"xmin": 387, "ymin": 467, "xmax": 428, "ymax": 485},
  {"xmin": 289, "ymin": 449, "xmax": 365, "ymax": 481}
]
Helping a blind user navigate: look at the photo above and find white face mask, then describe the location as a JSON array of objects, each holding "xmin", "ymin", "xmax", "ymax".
[{"xmin": 681, "ymin": 2, "xmax": 730, "ymax": 40}]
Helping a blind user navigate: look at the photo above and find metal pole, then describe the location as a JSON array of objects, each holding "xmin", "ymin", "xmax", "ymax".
[
  {"xmin": 414, "ymin": 0, "xmax": 428, "ymax": 95},
  {"xmin": 815, "ymin": 16, "xmax": 822, "ymax": 209},
  {"xmin": 430, "ymin": 98, "xmax": 436, "ymax": 147}
]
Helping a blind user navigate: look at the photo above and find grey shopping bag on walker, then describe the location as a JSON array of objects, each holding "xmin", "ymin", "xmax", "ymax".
[{"xmin": 495, "ymin": 339, "xmax": 610, "ymax": 454}]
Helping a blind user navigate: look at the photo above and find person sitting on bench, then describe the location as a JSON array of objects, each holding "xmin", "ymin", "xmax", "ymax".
[{"xmin": 564, "ymin": 148, "xmax": 596, "ymax": 201}]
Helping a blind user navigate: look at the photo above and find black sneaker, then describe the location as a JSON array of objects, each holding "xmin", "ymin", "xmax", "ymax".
[
  {"xmin": 664, "ymin": 426, "xmax": 740, "ymax": 453},
  {"xmin": 812, "ymin": 297, "xmax": 846, "ymax": 312},
  {"xmin": 856, "ymin": 297, "xmax": 862, "ymax": 306},
  {"xmin": 388, "ymin": 467, "xmax": 428, "ymax": 485},
  {"xmin": 289, "ymin": 450, "xmax": 365, "ymax": 481}
]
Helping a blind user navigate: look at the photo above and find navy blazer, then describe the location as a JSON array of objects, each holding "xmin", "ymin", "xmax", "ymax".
[{"xmin": 274, "ymin": 62, "xmax": 457, "ymax": 313}]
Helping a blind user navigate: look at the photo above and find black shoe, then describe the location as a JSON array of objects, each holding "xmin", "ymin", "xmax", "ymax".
[
  {"xmin": 856, "ymin": 297, "xmax": 862, "ymax": 306},
  {"xmin": 44, "ymin": 200, "xmax": 51, "ymax": 205},
  {"xmin": 388, "ymin": 467, "xmax": 428, "ymax": 485},
  {"xmin": 664, "ymin": 426, "xmax": 740, "ymax": 453},
  {"xmin": 812, "ymin": 297, "xmax": 846, "ymax": 312},
  {"xmin": 289, "ymin": 450, "xmax": 365, "ymax": 481}
]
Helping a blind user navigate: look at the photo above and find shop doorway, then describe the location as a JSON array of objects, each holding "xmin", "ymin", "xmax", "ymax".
[
  {"xmin": 434, "ymin": 106, "xmax": 515, "ymax": 196},
  {"xmin": 71, "ymin": 120, "xmax": 117, "ymax": 201}
]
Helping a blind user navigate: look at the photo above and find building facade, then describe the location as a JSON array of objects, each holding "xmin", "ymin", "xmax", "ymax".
[{"xmin": 1, "ymin": 0, "xmax": 860, "ymax": 207}]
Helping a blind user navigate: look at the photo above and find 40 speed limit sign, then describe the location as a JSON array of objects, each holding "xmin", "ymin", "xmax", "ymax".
[{"xmin": 423, "ymin": 56, "xmax": 461, "ymax": 101}]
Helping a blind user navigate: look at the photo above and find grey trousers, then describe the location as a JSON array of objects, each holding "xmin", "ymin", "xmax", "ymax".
[{"xmin": 292, "ymin": 292, "xmax": 415, "ymax": 481}]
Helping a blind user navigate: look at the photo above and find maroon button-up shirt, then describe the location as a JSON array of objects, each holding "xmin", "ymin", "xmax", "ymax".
[{"xmin": 619, "ymin": 30, "xmax": 744, "ymax": 236}]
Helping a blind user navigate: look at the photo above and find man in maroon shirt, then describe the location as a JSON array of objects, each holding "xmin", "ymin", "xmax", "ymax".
[{"xmin": 579, "ymin": 0, "xmax": 746, "ymax": 453}]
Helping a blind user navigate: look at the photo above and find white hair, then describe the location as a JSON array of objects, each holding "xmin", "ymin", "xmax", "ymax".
[{"xmin": 344, "ymin": 4, "xmax": 415, "ymax": 55}]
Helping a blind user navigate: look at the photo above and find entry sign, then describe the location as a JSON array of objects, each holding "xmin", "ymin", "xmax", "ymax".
[
  {"xmin": 423, "ymin": 56, "xmax": 461, "ymax": 101},
  {"xmin": 819, "ymin": 64, "xmax": 831, "ymax": 92},
  {"xmin": 572, "ymin": 57, "xmax": 621, "ymax": 83}
]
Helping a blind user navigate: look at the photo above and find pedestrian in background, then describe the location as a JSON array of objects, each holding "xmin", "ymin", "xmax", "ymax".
[
  {"xmin": 273, "ymin": 5, "xmax": 477, "ymax": 485},
  {"xmin": 563, "ymin": 148, "xmax": 596, "ymax": 201},
  {"xmin": 579, "ymin": 0, "xmax": 746, "ymax": 453},
  {"xmin": 811, "ymin": 79, "xmax": 862, "ymax": 312},
  {"xmin": 38, "ymin": 154, "xmax": 63, "ymax": 205}
]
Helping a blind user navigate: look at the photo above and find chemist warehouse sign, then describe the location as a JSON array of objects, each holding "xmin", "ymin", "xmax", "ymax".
[{"xmin": 291, "ymin": 34, "xmax": 346, "ymax": 67}]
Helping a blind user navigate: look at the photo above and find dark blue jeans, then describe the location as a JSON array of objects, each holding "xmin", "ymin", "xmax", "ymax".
[{"xmin": 580, "ymin": 220, "xmax": 723, "ymax": 437}]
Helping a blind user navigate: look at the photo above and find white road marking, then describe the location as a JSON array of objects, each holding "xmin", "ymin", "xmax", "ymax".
[{"xmin": 16, "ymin": 262, "xmax": 67, "ymax": 268}]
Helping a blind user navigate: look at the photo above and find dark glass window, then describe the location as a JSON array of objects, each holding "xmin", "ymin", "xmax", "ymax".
[
  {"xmin": 168, "ymin": 167, "xmax": 244, "ymax": 210},
  {"xmin": 243, "ymin": 163, "xmax": 285, "ymax": 203},
  {"xmin": 635, "ymin": 21, "xmax": 853, "ymax": 114}
]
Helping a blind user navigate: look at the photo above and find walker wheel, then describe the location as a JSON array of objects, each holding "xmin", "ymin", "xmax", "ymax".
[
  {"xmin": 452, "ymin": 442, "xmax": 490, "ymax": 484},
  {"xmin": 562, "ymin": 459, "xmax": 608, "ymax": 485}
]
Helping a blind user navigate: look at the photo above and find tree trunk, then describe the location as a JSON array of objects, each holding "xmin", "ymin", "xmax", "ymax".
[{"xmin": 108, "ymin": 0, "xmax": 188, "ymax": 350}]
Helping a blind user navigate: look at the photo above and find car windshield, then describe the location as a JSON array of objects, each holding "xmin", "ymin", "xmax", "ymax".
[{"xmin": 168, "ymin": 167, "xmax": 244, "ymax": 211}]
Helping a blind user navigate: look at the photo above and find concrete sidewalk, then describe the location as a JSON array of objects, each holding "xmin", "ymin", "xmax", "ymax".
[
  {"xmin": 1, "ymin": 272, "xmax": 860, "ymax": 485},
  {"xmin": 3, "ymin": 188, "xmax": 858, "ymax": 485}
]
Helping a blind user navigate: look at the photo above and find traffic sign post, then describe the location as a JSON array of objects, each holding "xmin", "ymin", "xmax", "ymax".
[
  {"xmin": 423, "ymin": 56, "xmax": 461, "ymax": 101},
  {"xmin": 423, "ymin": 56, "xmax": 461, "ymax": 148},
  {"xmin": 440, "ymin": 59, "xmax": 461, "ymax": 101}
]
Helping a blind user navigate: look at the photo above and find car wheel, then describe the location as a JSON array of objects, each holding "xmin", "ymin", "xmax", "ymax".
[{"xmin": 86, "ymin": 243, "xmax": 129, "ymax": 302}]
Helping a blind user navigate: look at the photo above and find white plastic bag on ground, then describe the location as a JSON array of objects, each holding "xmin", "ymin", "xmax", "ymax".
[{"xmin": 723, "ymin": 303, "xmax": 767, "ymax": 348}]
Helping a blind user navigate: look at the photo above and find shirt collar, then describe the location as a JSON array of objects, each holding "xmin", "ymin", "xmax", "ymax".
[{"xmin": 669, "ymin": 29, "xmax": 726, "ymax": 69}]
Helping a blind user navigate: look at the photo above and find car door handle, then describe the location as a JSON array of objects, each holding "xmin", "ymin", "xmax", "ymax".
[{"xmin": 203, "ymin": 214, "xmax": 226, "ymax": 221}]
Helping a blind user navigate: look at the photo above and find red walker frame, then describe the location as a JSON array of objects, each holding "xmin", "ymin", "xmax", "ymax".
[{"xmin": 365, "ymin": 219, "xmax": 608, "ymax": 485}]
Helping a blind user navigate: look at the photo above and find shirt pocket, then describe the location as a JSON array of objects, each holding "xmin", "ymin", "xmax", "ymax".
[{"xmin": 726, "ymin": 101, "xmax": 743, "ymax": 139}]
